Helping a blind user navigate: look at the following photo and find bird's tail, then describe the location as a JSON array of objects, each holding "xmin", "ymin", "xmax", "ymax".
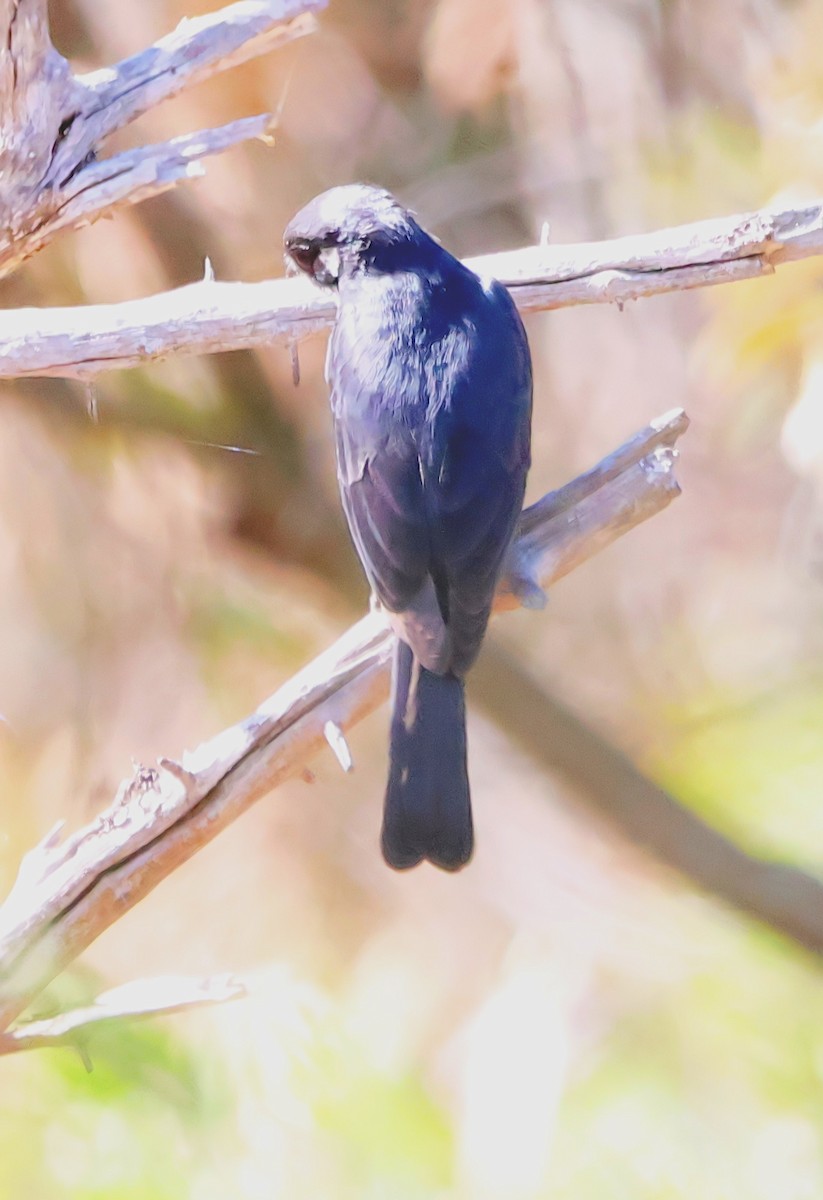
[{"xmin": 381, "ymin": 639, "xmax": 473, "ymax": 871}]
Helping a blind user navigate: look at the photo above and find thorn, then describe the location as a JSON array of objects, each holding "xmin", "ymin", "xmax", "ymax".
[
  {"xmin": 180, "ymin": 439, "xmax": 260, "ymax": 456},
  {"xmin": 75, "ymin": 1042, "xmax": 94, "ymax": 1073},
  {"xmin": 272, "ymin": 63, "xmax": 295, "ymax": 127},
  {"xmin": 324, "ymin": 721, "xmax": 353, "ymax": 772},
  {"xmin": 41, "ymin": 819, "xmax": 67, "ymax": 850},
  {"xmin": 203, "ymin": 256, "xmax": 215, "ymax": 282},
  {"xmin": 290, "ymin": 340, "xmax": 301, "ymax": 387},
  {"xmin": 258, "ymin": 120, "xmax": 277, "ymax": 148},
  {"xmin": 540, "ymin": 220, "xmax": 551, "ymax": 246},
  {"xmin": 157, "ymin": 757, "xmax": 198, "ymax": 793},
  {"xmin": 85, "ymin": 383, "xmax": 98, "ymax": 422}
]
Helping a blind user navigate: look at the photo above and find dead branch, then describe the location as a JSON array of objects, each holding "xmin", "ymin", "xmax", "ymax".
[
  {"xmin": 0, "ymin": 409, "xmax": 687, "ymax": 1033},
  {"xmin": 0, "ymin": 0, "xmax": 325, "ymax": 279},
  {"xmin": 1, "ymin": 201, "xmax": 821, "ymax": 380},
  {"xmin": 0, "ymin": 973, "xmax": 247, "ymax": 1055}
]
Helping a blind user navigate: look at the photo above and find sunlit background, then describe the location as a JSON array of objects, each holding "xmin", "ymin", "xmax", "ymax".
[{"xmin": 3, "ymin": 0, "xmax": 823, "ymax": 1196}]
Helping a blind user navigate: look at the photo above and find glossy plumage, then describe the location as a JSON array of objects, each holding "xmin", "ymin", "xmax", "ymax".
[{"xmin": 285, "ymin": 185, "xmax": 532, "ymax": 870}]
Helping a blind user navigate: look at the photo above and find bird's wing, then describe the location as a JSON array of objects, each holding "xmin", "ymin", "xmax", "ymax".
[
  {"xmin": 335, "ymin": 416, "xmax": 456, "ymax": 671},
  {"xmin": 328, "ymin": 310, "xmax": 432, "ymax": 616},
  {"xmin": 424, "ymin": 280, "xmax": 532, "ymax": 672},
  {"xmin": 328, "ymin": 274, "xmax": 531, "ymax": 675},
  {"xmin": 335, "ymin": 425, "xmax": 429, "ymax": 612}
]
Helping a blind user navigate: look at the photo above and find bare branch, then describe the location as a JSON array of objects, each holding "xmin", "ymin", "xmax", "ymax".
[
  {"xmin": 13, "ymin": 116, "xmax": 277, "ymax": 268},
  {"xmin": 0, "ymin": 0, "xmax": 325, "ymax": 279},
  {"xmin": 2, "ymin": 201, "xmax": 822, "ymax": 380},
  {"xmin": 0, "ymin": 410, "xmax": 687, "ymax": 1031},
  {"xmin": 75, "ymin": 1, "xmax": 322, "ymax": 138},
  {"xmin": 0, "ymin": 974, "xmax": 247, "ymax": 1055}
]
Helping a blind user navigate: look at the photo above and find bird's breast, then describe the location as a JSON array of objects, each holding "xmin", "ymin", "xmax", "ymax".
[{"xmin": 330, "ymin": 273, "xmax": 475, "ymax": 432}]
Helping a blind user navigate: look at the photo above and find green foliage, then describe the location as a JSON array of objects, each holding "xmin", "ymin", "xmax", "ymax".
[
  {"xmin": 654, "ymin": 680, "xmax": 823, "ymax": 859},
  {"xmin": 551, "ymin": 932, "xmax": 823, "ymax": 1199},
  {"xmin": 0, "ymin": 999, "xmax": 232, "ymax": 1199}
]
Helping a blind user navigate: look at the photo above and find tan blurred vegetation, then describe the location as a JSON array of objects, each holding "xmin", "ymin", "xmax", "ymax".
[{"xmin": 3, "ymin": 0, "xmax": 823, "ymax": 1196}]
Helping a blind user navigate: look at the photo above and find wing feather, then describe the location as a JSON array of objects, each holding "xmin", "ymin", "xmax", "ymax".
[{"xmin": 328, "ymin": 268, "xmax": 531, "ymax": 674}]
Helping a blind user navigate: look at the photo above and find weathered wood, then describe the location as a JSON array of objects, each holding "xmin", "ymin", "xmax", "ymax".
[
  {"xmin": 0, "ymin": 0, "xmax": 325, "ymax": 278},
  {"xmin": 1, "ymin": 202, "xmax": 821, "ymax": 380},
  {"xmin": 0, "ymin": 411, "xmax": 687, "ymax": 1031}
]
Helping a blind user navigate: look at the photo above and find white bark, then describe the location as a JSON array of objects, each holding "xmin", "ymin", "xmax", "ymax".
[
  {"xmin": 0, "ymin": 974, "xmax": 247, "ymax": 1054},
  {"xmin": 1, "ymin": 201, "xmax": 821, "ymax": 380},
  {"xmin": 0, "ymin": 0, "xmax": 325, "ymax": 278}
]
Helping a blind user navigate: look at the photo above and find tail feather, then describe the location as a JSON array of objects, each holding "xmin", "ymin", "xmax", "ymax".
[{"xmin": 381, "ymin": 640, "xmax": 473, "ymax": 871}]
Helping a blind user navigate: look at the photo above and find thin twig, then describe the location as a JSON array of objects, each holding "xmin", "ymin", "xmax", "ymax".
[
  {"xmin": 0, "ymin": 409, "xmax": 687, "ymax": 1032},
  {"xmin": 0, "ymin": 974, "xmax": 247, "ymax": 1055},
  {"xmin": 2, "ymin": 201, "xmax": 822, "ymax": 379}
]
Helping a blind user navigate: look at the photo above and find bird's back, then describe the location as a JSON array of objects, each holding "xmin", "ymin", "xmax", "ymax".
[{"xmin": 329, "ymin": 253, "xmax": 532, "ymax": 673}]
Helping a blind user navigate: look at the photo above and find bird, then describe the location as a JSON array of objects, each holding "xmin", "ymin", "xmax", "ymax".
[{"xmin": 284, "ymin": 184, "xmax": 532, "ymax": 871}]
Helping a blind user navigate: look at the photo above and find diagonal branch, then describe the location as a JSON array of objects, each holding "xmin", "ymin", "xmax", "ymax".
[
  {"xmin": 0, "ymin": 409, "xmax": 687, "ymax": 1032},
  {"xmin": 2, "ymin": 200, "xmax": 822, "ymax": 379},
  {"xmin": 0, "ymin": 0, "xmax": 325, "ymax": 279}
]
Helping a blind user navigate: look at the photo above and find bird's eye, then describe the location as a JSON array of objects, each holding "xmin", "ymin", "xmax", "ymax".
[
  {"xmin": 286, "ymin": 238, "xmax": 320, "ymax": 276},
  {"xmin": 285, "ymin": 237, "xmax": 341, "ymax": 288}
]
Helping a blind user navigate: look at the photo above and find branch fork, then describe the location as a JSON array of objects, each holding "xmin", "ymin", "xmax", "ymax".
[{"xmin": 0, "ymin": 0, "xmax": 326, "ymax": 278}]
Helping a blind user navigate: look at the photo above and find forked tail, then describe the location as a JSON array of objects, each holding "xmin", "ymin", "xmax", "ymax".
[{"xmin": 381, "ymin": 640, "xmax": 473, "ymax": 871}]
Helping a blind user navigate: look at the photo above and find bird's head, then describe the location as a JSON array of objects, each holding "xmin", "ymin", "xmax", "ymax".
[{"xmin": 284, "ymin": 184, "xmax": 420, "ymax": 288}]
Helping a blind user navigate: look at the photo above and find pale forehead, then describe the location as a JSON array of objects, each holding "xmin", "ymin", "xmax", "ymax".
[{"xmin": 289, "ymin": 184, "xmax": 408, "ymax": 239}]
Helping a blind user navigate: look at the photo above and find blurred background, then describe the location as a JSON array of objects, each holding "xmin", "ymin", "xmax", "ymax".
[{"xmin": 3, "ymin": 0, "xmax": 823, "ymax": 1196}]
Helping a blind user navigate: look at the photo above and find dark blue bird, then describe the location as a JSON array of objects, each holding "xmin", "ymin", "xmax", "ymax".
[{"xmin": 284, "ymin": 185, "xmax": 532, "ymax": 870}]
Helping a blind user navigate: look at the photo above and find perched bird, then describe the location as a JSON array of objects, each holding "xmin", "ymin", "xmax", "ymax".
[{"xmin": 284, "ymin": 185, "xmax": 532, "ymax": 870}]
